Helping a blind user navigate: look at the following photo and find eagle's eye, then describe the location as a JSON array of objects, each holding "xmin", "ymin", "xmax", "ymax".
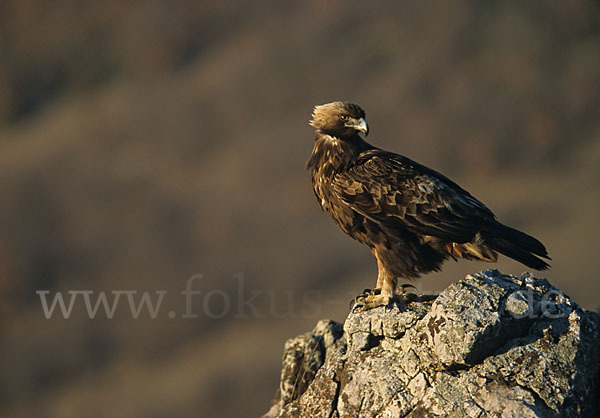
[{"xmin": 340, "ymin": 114, "xmax": 349, "ymax": 122}]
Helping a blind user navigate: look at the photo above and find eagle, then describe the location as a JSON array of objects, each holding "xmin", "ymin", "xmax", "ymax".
[{"xmin": 307, "ymin": 101, "xmax": 550, "ymax": 310}]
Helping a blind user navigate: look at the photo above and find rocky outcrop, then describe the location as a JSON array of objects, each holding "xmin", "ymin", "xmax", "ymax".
[{"xmin": 263, "ymin": 270, "xmax": 600, "ymax": 417}]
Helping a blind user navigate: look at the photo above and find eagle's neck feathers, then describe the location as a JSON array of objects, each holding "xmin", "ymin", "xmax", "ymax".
[{"xmin": 307, "ymin": 133, "xmax": 371, "ymax": 177}]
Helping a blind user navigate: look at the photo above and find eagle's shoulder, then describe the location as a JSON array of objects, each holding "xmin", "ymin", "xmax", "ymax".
[{"xmin": 340, "ymin": 149, "xmax": 448, "ymax": 194}]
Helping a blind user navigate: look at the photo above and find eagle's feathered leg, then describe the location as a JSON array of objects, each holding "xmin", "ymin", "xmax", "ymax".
[{"xmin": 352, "ymin": 249, "xmax": 413, "ymax": 312}]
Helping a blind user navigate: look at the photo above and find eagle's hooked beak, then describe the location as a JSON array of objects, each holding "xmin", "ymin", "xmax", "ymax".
[{"xmin": 347, "ymin": 117, "xmax": 369, "ymax": 136}]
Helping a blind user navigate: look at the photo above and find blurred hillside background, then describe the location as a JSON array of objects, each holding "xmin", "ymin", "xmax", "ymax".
[{"xmin": 1, "ymin": 1, "xmax": 599, "ymax": 417}]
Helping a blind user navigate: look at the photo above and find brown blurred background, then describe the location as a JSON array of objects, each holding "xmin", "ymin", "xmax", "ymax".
[{"xmin": 1, "ymin": 1, "xmax": 599, "ymax": 417}]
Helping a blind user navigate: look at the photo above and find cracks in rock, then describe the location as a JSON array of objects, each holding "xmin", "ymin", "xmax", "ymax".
[
  {"xmin": 314, "ymin": 348, "xmax": 348, "ymax": 418},
  {"xmin": 445, "ymin": 363, "xmax": 470, "ymax": 374},
  {"xmin": 514, "ymin": 381, "xmax": 557, "ymax": 415},
  {"xmin": 475, "ymin": 370, "xmax": 557, "ymax": 415},
  {"xmin": 327, "ymin": 376, "xmax": 341, "ymax": 418},
  {"xmin": 530, "ymin": 389, "xmax": 556, "ymax": 414},
  {"xmin": 357, "ymin": 395, "xmax": 366, "ymax": 416},
  {"xmin": 365, "ymin": 333, "xmax": 384, "ymax": 350},
  {"xmin": 431, "ymin": 384, "xmax": 456, "ymax": 416},
  {"xmin": 464, "ymin": 376, "xmax": 488, "ymax": 417}
]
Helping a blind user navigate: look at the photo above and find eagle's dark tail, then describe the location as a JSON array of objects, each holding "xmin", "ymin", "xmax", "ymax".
[{"xmin": 484, "ymin": 222, "xmax": 551, "ymax": 270}]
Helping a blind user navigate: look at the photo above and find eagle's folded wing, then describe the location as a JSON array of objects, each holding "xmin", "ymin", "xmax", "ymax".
[{"xmin": 332, "ymin": 151, "xmax": 496, "ymax": 244}]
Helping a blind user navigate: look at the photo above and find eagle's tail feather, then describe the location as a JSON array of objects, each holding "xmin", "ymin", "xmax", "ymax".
[{"xmin": 484, "ymin": 222, "xmax": 551, "ymax": 270}]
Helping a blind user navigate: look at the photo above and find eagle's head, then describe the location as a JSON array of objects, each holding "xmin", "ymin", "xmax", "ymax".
[{"xmin": 309, "ymin": 102, "xmax": 368, "ymax": 140}]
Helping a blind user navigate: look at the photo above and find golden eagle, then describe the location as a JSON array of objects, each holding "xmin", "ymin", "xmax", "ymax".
[{"xmin": 307, "ymin": 102, "xmax": 550, "ymax": 310}]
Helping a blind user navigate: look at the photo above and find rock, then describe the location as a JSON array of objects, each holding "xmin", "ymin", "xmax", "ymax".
[{"xmin": 262, "ymin": 270, "xmax": 600, "ymax": 418}]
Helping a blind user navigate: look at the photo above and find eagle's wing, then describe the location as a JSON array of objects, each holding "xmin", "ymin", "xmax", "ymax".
[{"xmin": 332, "ymin": 150, "xmax": 496, "ymax": 243}]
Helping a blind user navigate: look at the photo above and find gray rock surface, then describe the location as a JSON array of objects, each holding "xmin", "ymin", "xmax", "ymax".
[{"xmin": 262, "ymin": 270, "xmax": 600, "ymax": 418}]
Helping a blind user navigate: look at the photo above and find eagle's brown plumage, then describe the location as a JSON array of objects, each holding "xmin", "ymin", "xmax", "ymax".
[{"xmin": 307, "ymin": 101, "xmax": 550, "ymax": 309}]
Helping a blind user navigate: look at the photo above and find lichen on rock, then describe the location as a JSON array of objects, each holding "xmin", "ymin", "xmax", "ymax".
[{"xmin": 262, "ymin": 270, "xmax": 600, "ymax": 418}]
